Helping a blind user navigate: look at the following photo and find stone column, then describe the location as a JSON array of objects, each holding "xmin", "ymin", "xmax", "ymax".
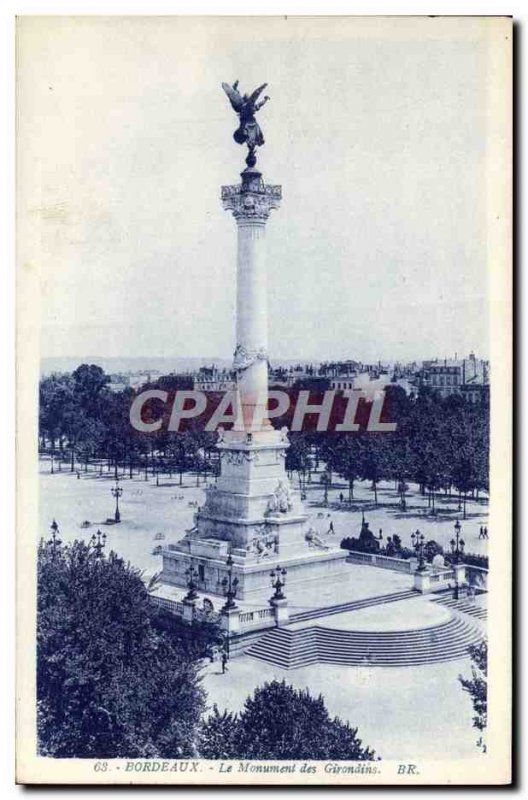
[{"xmin": 222, "ymin": 168, "xmax": 281, "ymax": 432}]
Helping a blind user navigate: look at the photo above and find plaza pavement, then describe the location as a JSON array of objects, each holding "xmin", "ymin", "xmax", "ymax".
[
  {"xmin": 39, "ymin": 463, "xmax": 487, "ymax": 761},
  {"xmin": 39, "ymin": 463, "xmax": 489, "ymax": 579},
  {"xmin": 201, "ymin": 653, "xmax": 479, "ymax": 761}
]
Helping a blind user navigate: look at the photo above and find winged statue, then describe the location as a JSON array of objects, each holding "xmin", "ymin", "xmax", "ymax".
[{"xmin": 221, "ymin": 80, "xmax": 270, "ymax": 166}]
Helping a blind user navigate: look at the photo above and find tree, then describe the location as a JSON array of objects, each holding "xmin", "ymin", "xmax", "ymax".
[
  {"xmin": 39, "ymin": 373, "xmax": 74, "ymax": 451},
  {"xmin": 330, "ymin": 435, "xmax": 362, "ymax": 502},
  {"xmin": 359, "ymin": 434, "xmax": 386, "ymax": 507},
  {"xmin": 37, "ymin": 537, "xmax": 206, "ymax": 758},
  {"xmin": 459, "ymin": 640, "xmax": 487, "ymax": 749},
  {"xmin": 451, "ymin": 452, "xmax": 474, "ymax": 520},
  {"xmin": 285, "ymin": 433, "xmax": 312, "ymax": 492},
  {"xmin": 199, "ymin": 707, "xmax": 240, "ymax": 759},
  {"xmin": 423, "ymin": 540, "xmax": 443, "ymax": 562},
  {"xmin": 200, "ymin": 680, "xmax": 377, "ymax": 760}
]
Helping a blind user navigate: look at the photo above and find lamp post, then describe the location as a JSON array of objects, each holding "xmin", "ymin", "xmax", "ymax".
[
  {"xmin": 111, "ymin": 479, "xmax": 123, "ymax": 523},
  {"xmin": 321, "ymin": 471, "xmax": 330, "ymax": 505},
  {"xmin": 411, "ymin": 530, "xmax": 426, "ymax": 572},
  {"xmin": 450, "ymin": 519, "xmax": 465, "ymax": 600},
  {"xmin": 90, "ymin": 529, "xmax": 107, "ymax": 559},
  {"xmin": 48, "ymin": 519, "xmax": 62, "ymax": 554},
  {"xmin": 270, "ymin": 565, "xmax": 287, "ymax": 601},
  {"xmin": 184, "ymin": 562, "xmax": 199, "ymax": 602},
  {"xmin": 221, "ymin": 629, "xmax": 230, "ymax": 663},
  {"xmin": 221, "ymin": 553, "xmax": 239, "ymax": 611}
]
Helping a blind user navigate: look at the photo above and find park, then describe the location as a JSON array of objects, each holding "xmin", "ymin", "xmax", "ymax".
[{"xmin": 39, "ymin": 447, "xmax": 488, "ymax": 760}]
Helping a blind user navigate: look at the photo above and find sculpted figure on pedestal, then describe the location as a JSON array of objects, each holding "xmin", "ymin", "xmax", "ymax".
[
  {"xmin": 222, "ymin": 80, "xmax": 270, "ymax": 167},
  {"xmin": 267, "ymin": 480, "xmax": 294, "ymax": 515}
]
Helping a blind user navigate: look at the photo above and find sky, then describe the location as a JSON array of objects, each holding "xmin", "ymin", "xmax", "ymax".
[{"xmin": 18, "ymin": 16, "xmax": 495, "ymax": 364}]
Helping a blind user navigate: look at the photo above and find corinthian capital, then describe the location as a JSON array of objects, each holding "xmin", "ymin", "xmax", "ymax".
[{"xmin": 221, "ymin": 183, "xmax": 282, "ymax": 222}]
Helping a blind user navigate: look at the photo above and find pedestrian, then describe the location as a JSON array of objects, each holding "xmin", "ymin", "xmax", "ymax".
[
  {"xmin": 478, "ymin": 526, "xmax": 483, "ymax": 539},
  {"xmin": 221, "ymin": 652, "xmax": 228, "ymax": 674},
  {"xmin": 339, "ymin": 492, "xmax": 344, "ymax": 503},
  {"xmin": 484, "ymin": 526, "xmax": 489, "ymax": 539},
  {"xmin": 328, "ymin": 520, "xmax": 335, "ymax": 535}
]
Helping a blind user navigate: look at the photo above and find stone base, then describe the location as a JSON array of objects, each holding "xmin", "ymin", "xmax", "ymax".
[
  {"xmin": 161, "ymin": 546, "xmax": 348, "ymax": 600},
  {"xmin": 270, "ymin": 597, "xmax": 289, "ymax": 626}
]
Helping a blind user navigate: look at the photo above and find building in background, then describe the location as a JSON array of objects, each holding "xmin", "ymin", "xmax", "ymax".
[{"xmin": 420, "ymin": 352, "xmax": 489, "ymax": 402}]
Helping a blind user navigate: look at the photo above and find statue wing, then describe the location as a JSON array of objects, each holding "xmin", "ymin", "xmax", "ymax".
[
  {"xmin": 222, "ymin": 81, "xmax": 244, "ymax": 112},
  {"xmin": 248, "ymin": 83, "xmax": 268, "ymax": 105}
]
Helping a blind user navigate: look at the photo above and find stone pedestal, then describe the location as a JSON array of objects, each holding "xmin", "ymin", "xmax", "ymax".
[
  {"xmin": 182, "ymin": 598, "xmax": 196, "ymax": 623},
  {"xmin": 270, "ymin": 597, "xmax": 289, "ymax": 627},
  {"xmin": 220, "ymin": 607, "xmax": 241, "ymax": 635},
  {"xmin": 453, "ymin": 563, "xmax": 466, "ymax": 585},
  {"xmin": 414, "ymin": 569, "xmax": 432, "ymax": 594}
]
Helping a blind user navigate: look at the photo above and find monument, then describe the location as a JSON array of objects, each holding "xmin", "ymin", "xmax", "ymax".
[{"xmin": 160, "ymin": 82, "xmax": 347, "ymax": 601}]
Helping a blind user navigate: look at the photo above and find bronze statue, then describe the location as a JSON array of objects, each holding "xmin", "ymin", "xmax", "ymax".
[{"xmin": 221, "ymin": 80, "xmax": 269, "ymax": 167}]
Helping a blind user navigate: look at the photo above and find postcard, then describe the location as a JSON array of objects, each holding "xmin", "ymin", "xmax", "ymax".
[{"xmin": 16, "ymin": 15, "xmax": 512, "ymax": 785}]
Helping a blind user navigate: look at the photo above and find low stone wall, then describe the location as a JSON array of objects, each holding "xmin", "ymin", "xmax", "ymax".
[
  {"xmin": 148, "ymin": 593, "xmax": 277, "ymax": 634},
  {"xmin": 346, "ymin": 550, "xmax": 414, "ymax": 573},
  {"xmin": 149, "ymin": 595, "xmax": 185, "ymax": 616},
  {"xmin": 465, "ymin": 564, "xmax": 488, "ymax": 591},
  {"xmin": 239, "ymin": 607, "xmax": 275, "ymax": 630}
]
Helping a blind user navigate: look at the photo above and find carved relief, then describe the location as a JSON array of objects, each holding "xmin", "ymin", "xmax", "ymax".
[
  {"xmin": 222, "ymin": 450, "xmax": 261, "ymax": 465},
  {"xmin": 266, "ymin": 480, "xmax": 293, "ymax": 515},
  {"xmin": 246, "ymin": 524, "xmax": 279, "ymax": 559},
  {"xmin": 233, "ymin": 343, "xmax": 268, "ymax": 371}
]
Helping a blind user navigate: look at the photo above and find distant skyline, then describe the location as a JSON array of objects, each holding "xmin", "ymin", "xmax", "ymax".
[
  {"xmin": 40, "ymin": 350, "xmax": 488, "ymax": 379},
  {"xmin": 19, "ymin": 17, "xmax": 492, "ymax": 363}
]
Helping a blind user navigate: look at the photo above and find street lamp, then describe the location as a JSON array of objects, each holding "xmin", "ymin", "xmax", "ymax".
[
  {"xmin": 48, "ymin": 519, "xmax": 62, "ymax": 552},
  {"xmin": 184, "ymin": 562, "xmax": 199, "ymax": 602},
  {"xmin": 111, "ymin": 479, "xmax": 123, "ymax": 523},
  {"xmin": 270, "ymin": 565, "xmax": 287, "ymax": 601},
  {"xmin": 411, "ymin": 530, "xmax": 427, "ymax": 572},
  {"xmin": 90, "ymin": 529, "xmax": 107, "ymax": 558},
  {"xmin": 221, "ymin": 553, "xmax": 239, "ymax": 611},
  {"xmin": 450, "ymin": 519, "xmax": 465, "ymax": 600},
  {"xmin": 221, "ymin": 629, "xmax": 230, "ymax": 662}
]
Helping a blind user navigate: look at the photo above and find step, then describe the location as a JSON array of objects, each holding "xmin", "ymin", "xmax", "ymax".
[
  {"xmin": 433, "ymin": 596, "xmax": 487, "ymax": 619},
  {"xmin": 289, "ymin": 589, "xmax": 418, "ymax": 623},
  {"xmin": 246, "ymin": 614, "xmax": 483, "ymax": 669}
]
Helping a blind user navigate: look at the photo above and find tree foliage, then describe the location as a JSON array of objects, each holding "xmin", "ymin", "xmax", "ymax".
[
  {"xmin": 459, "ymin": 639, "xmax": 488, "ymax": 735},
  {"xmin": 39, "ymin": 368, "xmax": 489, "ymax": 507},
  {"xmin": 319, "ymin": 385, "xmax": 489, "ymax": 511},
  {"xmin": 37, "ymin": 538, "xmax": 206, "ymax": 758},
  {"xmin": 200, "ymin": 680, "xmax": 377, "ymax": 760}
]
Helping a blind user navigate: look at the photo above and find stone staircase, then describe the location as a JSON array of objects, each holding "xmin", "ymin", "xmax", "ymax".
[
  {"xmin": 432, "ymin": 594, "xmax": 487, "ymax": 621},
  {"xmin": 289, "ymin": 588, "xmax": 418, "ymax": 624},
  {"xmin": 246, "ymin": 615, "xmax": 482, "ymax": 670}
]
